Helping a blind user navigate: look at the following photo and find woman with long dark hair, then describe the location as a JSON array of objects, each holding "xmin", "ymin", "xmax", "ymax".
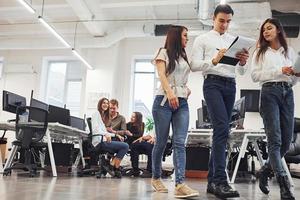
[
  {"xmin": 126, "ymin": 112, "xmax": 144, "ymax": 145},
  {"xmin": 97, "ymin": 97, "xmax": 110, "ymax": 127},
  {"xmin": 151, "ymin": 25, "xmax": 199, "ymax": 198},
  {"xmin": 251, "ymin": 18, "xmax": 299, "ymax": 199}
]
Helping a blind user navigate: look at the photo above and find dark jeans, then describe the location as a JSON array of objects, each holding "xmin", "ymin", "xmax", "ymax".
[
  {"xmin": 130, "ymin": 141, "xmax": 154, "ymax": 171},
  {"xmin": 97, "ymin": 141, "xmax": 129, "ymax": 160},
  {"xmin": 260, "ymin": 83, "xmax": 294, "ymax": 176},
  {"xmin": 152, "ymin": 95, "xmax": 189, "ymax": 184},
  {"xmin": 203, "ymin": 76, "xmax": 236, "ymax": 184}
]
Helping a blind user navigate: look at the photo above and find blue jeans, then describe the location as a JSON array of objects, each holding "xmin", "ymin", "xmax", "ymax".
[
  {"xmin": 203, "ymin": 76, "xmax": 236, "ymax": 184},
  {"xmin": 152, "ymin": 95, "xmax": 189, "ymax": 184},
  {"xmin": 260, "ymin": 84, "xmax": 294, "ymax": 176},
  {"xmin": 98, "ymin": 141, "xmax": 129, "ymax": 160}
]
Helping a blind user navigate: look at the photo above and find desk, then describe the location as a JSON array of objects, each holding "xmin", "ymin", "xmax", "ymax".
[
  {"xmin": 228, "ymin": 129, "xmax": 293, "ymax": 186},
  {"xmin": 186, "ymin": 129, "xmax": 213, "ymax": 146},
  {"xmin": 0, "ymin": 122, "xmax": 88, "ymax": 177}
]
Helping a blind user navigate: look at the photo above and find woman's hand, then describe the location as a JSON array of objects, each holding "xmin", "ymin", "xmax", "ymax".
[
  {"xmin": 124, "ymin": 130, "xmax": 133, "ymax": 137},
  {"xmin": 105, "ymin": 133, "xmax": 112, "ymax": 143},
  {"xmin": 116, "ymin": 134, "xmax": 124, "ymax": 142},
  {"xmin": 282, "ymin": 66, "xmax": 294, "ymax": 75},
  {"xmin": 212, "ymin": 48, "xmax": 227, "ymax": 65},
  {"xmin": 146, "ymin": 137, "xmax": 155, "ymax": 144},
  {"xmin": 107, "ymin": 127, "xmax": 116, "ymax": 134},
  {"xmin": 133, "ymin": 137, "xmax": 143, "ymax": 143},
  {"xmin": 167, "ymin": 90, "xmax": 179, "ymax": 109}
]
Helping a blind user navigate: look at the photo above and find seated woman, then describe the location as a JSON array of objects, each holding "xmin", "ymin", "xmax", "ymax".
[
  {"xmin": 130, "ymin": 132, "xmax": 155, "ymax": 178},
  {"xmin": 91, "ymin": 99, "xmax": 129, "ymax": 178},
  {"xmin": 126, "ymin": 112, "xmax": 144, "ymax": 145}
]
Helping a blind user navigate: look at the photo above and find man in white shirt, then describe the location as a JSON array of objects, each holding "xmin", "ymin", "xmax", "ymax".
[{"xmin": 190, "ymin": 4, "xmax": 249, "ymax": 199}]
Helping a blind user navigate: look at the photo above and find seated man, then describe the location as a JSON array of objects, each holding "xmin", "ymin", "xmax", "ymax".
[
  {"xmin": 107, "ymin": 99, "xmax": 132, "ymax": 141},
  {"xmin": 129, "ymin": 132, "xmax": 155, "ymax": 178}
]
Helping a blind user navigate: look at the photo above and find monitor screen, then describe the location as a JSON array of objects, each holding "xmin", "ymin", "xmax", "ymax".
[
  {"xmin": 231, "ymin": 97, "xmax": 246, "ymax": 122},
  {"xmin": 202, "ymin": 100, "xmax": 210, "ymax": 123},
  {"xmin": 70, "ymin": 116, "xmax": 85, "ymax": 130},
  {"xmin": 2, "ymin": 90, "xmax": 26, "ymax": 114},
  {"xmin": 240, "ymin": 89, "xmax": 260, "ymax": 112},
  {"xmin": 29, "ymin": 98, "xmax": 48, "ymax": 122},
  {"xmin": 48, "ymin": 104, "xmax": 70, "ymax": 126}
]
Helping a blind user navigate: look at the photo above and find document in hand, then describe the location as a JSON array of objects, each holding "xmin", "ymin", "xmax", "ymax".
[
  {"xmin": 219, "ymin": 36, "xmax": 256, "ymax": 66},
  {"xmin": 293, "ymin": 52, "xmax": 300, "ymax": 73}
]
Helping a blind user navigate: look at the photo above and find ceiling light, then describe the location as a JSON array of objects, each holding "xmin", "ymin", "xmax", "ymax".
[
  {"xmin": 72, "ymin": 49, "xmax": 93, "ymax": 70},
  {"xmin": 38, "ymin": 16, "xmax": 71, "ymax": 48},
  {"xmin": 17, "ymin": 0, "xmax": 35, "ymax": 14}
]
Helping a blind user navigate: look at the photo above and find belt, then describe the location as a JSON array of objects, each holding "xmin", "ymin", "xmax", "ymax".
[
  {"xmin": 262, "ymin": 82, "xmax": 292, "ymax": 88},
  {"xmin": 204, "ymin": 74, "xmax": 235, "ymax": 83}
]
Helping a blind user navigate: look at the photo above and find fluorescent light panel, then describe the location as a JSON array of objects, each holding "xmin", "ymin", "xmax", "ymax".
[
  {"xmin": 17, "ymin": 0, "xmax": 35, "ymax": 14},
  {"xmin": 38, "ymin": 16, "xmax": 71, "ymax": 48},
  {"xmin": 72, "ymin": 49, "xmax": 93, "ymax": 70}
]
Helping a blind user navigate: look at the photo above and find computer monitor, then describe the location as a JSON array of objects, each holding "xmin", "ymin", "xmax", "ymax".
[
  {"xmin": 231, "ymin": 97, "xmax": 246, "ymax": 126},
  {"xmin": 29, "ymin": 98, "xmax": 49, "ymax": 122},
  {"xmin": 202, "ymin": 100, "xmax": 210, "ymax": 123},
  {"xmin": 2, "ymin": 90, "xmax": 26, "ymax": 114},
  {"xmin": 70, "ymin": 116, "xmax": 85, "ymax": 130},
  {"xmin": 240, "ymin": 89, "xmax": 260, "ymax": 112},
  {"xmin": 48, "ymin": 104, "xmax": 70, "ymax": 126}
]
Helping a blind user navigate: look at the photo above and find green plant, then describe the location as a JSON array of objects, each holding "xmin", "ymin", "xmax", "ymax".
[{"xmin": 145, "ymin": 117, "xmax": 154, "ymax": 133}]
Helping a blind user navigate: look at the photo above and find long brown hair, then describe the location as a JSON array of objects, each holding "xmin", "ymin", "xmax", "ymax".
[
  {"xmin": 97, "ymin": 98, "xmax": 110, "ymax": 126},
  {"xmin": 255, "ymin": 18, "xmax": 288, "ymax": 63},
  {"xmin": 164, "ymin": 25, "xmax": 189, "ymax": 75},
  {"xmin": 132, "ymin": 112, "xmax": 144, "ymax": 134}
]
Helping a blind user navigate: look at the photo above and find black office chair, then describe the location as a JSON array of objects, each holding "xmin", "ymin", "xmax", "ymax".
[
  {"xmin": 77, "ymin": 117, "xmax": 114, "ymax": 178},
  {"xmin": 285, "ymin": 118, "xmax": 300, "ymax": 178},
  {"xmin": 3, "ymin": 106, "xmax": 48, "ymax": 177}
]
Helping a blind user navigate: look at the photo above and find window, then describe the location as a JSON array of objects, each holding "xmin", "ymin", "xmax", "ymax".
[
  {"xmin": 45, "ymin": 61, "xmax": 85, "ymax": 117},
  {"xmin": 132, "ymin": 59, "xmax": 158, "ymax": 120}
]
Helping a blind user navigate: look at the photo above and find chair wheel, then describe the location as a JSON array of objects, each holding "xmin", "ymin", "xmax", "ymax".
[
  {"xmin": 3, "ymin": 170, "xmax": 11, "ymax": 176},
  {"xmin": 96, "ymin": 174, "xmax": 102, "ymax": 179}
]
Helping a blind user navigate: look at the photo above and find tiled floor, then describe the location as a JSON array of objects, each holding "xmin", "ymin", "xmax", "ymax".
[{"xmin": 0, "ymin": 172, "xmax": 299, "ymax": 200}]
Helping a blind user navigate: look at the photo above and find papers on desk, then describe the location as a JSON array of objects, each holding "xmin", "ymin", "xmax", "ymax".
[
  {"xmin": 293, "ymin": 52, "xmax": 300, "ymax": 73},
  {"xmin": 219, "ymin": 35, "xmax": 256, "ymax": 66}
]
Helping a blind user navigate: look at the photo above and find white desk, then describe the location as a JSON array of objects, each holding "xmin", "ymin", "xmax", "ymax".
[
  {"xmin": 228, "ymin": 129, "xmax": 293, "ymax": 186},
  {"xmin": 0, "ymin": 122, "xmax": 88, "ymax": 177},
  {"xmin": 186, "ymin": 129, "xmax": 213, "ymax": 146}
]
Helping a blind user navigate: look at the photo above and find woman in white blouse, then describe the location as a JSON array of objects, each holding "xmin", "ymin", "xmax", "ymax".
[
  {"xmin": 91, "ymin": 99, "xmax": 129, "ymax": 178},
  {"xmin": 251, "ymin": 18, "xmax": 299, "ymax": 200},
  {"xmin": 151, "ymin": 25, "xmax": 198, "ymax": 198}
]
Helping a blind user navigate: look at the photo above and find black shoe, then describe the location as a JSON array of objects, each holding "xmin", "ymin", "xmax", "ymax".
[
  {"xmin": 257, "ymin": 165, "xmax": 272, "ymax": 194},
  {"xmin": 126, "ymin": 169, "xmax": 140, "ymax": 177},
  {"xmin": 214, "ymin": 182, "xmax": 240, "ymax": 199},
  {"xmin": 114, "ymin": 167, "xmax": 122, "ymax": 178},
  {"xmin": 102, "ymin": 164, "xmax": 115, "ymax": 177},
  {"xmin": 140, "ymin": 170, "xmax": 152, "ymax": 178},
  {"xmin": 276, "ymin": 175, "xmax": 295, "ymax": 200},
  {"xmin": 207, "ymin": 182, "xmax": 216, "ymax": 194}
]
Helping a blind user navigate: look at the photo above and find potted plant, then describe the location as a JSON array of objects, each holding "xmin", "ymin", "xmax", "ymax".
[{"xmin": 145, "ymin": 117, "xmax": 154, "ymax": 133}]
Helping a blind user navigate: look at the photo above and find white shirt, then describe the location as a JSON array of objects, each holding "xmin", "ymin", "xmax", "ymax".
[
  {"xmin": 91, "ymin": 111, "xmax": 114, "ymax": 146},
  {"xmin": 251, "ymin": 46, "xmax": 299, "ymax": 86},
  {"xmin": 190, "ymin": 30, "xmax": 247, "ymax": 78},
  {"xmin": 152, "ymin": 48, "xmax": 190, "ymax": 98}
]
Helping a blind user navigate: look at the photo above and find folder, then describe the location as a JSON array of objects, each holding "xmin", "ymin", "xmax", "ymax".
[{"xmin": 218, "ymin": 35, "xmax": 256, "ymax": 66}]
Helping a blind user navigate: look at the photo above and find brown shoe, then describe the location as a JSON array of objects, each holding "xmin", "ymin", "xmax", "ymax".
[
  {"xmin": 151, "ymin": 178, "xmax": 168, "ymax": 193},
  {"xmin": 174, "ymin": 183, "xmax": 199, "ymax": 198}
]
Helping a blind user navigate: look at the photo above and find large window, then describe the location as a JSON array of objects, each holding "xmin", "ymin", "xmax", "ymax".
[
  {"xmin": 46, "ymin": 61, "xmax": 85, "ymax": 117},
  {"xmin": 132, "ymin": 59, "xmax": 158, "ymax": 120}
]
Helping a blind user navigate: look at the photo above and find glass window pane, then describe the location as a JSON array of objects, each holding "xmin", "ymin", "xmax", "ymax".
[
  {"xmin": 135, "ymin": 61, "xmax": 155, "ymax": 73},
  {"xmin": 46, "ymin": 62, "xmax": 67, "ymax": 107},
  {"xmin": 133, "ymin": 73, "xmax": 154, "ymax": 120},
  {"xmin": 66, "ymin": 81, "xmax": 82, "ymax": 117}
]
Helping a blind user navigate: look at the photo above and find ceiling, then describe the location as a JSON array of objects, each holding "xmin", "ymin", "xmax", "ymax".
[{"xmin": 0, "ymin": 0, "xmax": 299, "ymax": 50}]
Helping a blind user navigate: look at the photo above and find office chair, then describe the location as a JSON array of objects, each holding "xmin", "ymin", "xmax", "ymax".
[
  {"xmin": 77, "ymin": 117, "xmax": 114, "ymax": 178},
  {"xmin": 3, "ymin": 106, "xmax": 48, "ymax": 177},
  {"xmin": 285, "ymin": 118, "xmax": 300, "ymax": 178}
]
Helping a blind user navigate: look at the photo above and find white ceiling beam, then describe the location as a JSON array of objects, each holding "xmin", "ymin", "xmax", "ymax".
[
  {"xmin": 99, "ymin": 0, "xmax": 195, "ymax": 9},
  {"xmin": 65, "ymin": 0, "xmax": 107, "ymax": 37}
]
